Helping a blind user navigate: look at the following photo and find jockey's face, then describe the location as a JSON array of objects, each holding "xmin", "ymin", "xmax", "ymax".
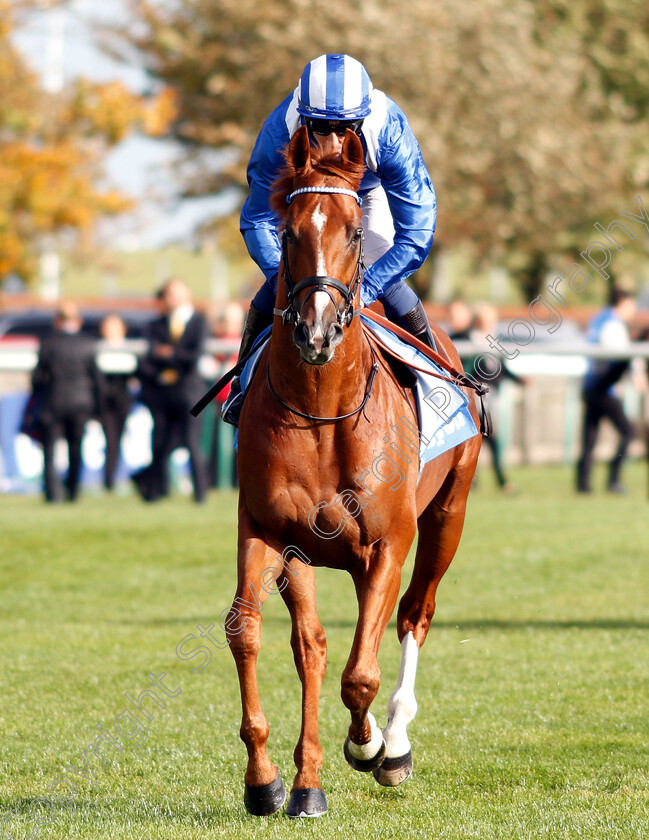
[
  {"xmin": 312, "ymin": 131, "xmax": 344, "ymax": 156},
  {"xmin": 306, "ymin": 118, "xmax": 363, "ymax": 158}
]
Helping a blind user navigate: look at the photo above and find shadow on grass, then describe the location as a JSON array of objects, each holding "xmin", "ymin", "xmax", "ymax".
[
  {"xmin": 267, "ymin": 615, "xmax": 649, "ymax": 632},
  {"xmin": 112, "ymin": 613, "xmax": 649, "ymax": 633},
  {"xmin": 430, "ymin": 618, "xmax": 649, "ymax": 631}
]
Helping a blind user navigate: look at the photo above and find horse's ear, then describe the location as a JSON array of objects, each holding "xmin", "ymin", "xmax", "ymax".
[
  {"xmin": 287, "ymin": 125, "xmax": 312, "ymax": 172},
  {"xmin": 341, "ymin": 129, "xmax": 365, "ymax": 169}
]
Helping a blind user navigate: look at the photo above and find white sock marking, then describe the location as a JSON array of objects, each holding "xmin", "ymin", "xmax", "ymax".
[
  {"xmin": 382, "ymin": 631, "xmax": 419, "ymax": 758},
  {"xmin": 346, "ymin": 712, "xmax": 384, "ymax": 760}
]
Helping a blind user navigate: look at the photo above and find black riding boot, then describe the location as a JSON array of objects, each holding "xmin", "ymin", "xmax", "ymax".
[
  {"xmin": 237, "ymin": 304, "xmax": 274, "ymax": 363},
  {"xmin": 397, "ymin": 300, "xmax": 436, "ymax": 350},
  {"xmin": 222, "ymin": 304, "xmax": 274, "ymax": 427}
]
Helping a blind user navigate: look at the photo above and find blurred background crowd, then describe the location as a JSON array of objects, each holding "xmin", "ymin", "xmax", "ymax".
[{"xmin": 2, "ymin": 0, "xmax": 649, "ymax": 501}]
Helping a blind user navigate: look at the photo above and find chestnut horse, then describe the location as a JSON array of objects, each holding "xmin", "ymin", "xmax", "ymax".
[{"xmin": 226, "ymin": 125, "xmax": 481, "ymax": 818}]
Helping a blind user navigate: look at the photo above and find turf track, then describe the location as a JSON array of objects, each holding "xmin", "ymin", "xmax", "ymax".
[{"xmin": 1, "ymin": 463, "xmax": 648, "ymax": 839}]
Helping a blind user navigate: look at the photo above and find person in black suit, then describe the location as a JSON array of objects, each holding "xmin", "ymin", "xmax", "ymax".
[
  {"xmin": 31, "ymin": 302, "xmax": 103, "ymax": 502},
  {"xmin": 135, "ymin": 278, "xmax": 209, "ymax": 503}
]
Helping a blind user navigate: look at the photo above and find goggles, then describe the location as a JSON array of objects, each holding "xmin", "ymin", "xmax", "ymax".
[{"xmin": 306, "ymin": 118, "xmax": 364, "ymax": 137}]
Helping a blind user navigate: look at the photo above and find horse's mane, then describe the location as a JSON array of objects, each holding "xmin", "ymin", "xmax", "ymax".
[{"xmin": 271, "ymin": 146, "xmax": 365, "ymax": 219}]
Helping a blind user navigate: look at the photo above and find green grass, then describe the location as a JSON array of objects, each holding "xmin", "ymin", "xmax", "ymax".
[{"xmin": 1, "ymin": 463, "xmax": 648, "ymax": 839}]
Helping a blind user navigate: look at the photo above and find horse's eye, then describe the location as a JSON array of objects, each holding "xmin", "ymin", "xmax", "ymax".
[
  {"xmin": 352, "ymin": 228, "xmax": 362, "ymax": 243},
  {"xmin": 284, "ymin": 227, "xmax": 295, "ymax": 243}
]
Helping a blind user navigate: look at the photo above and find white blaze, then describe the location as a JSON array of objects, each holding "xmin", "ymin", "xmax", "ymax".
[
  {"xmin": 312, "ymin": 204, "xmax": 327, "ymax": 276},
  {"xmin": 311, "ymin": 203, "xmax": 329, "ymax": 338},
  {"xmin": 313, "ymin": 291, "xmax": 330, "ymax": 331}
]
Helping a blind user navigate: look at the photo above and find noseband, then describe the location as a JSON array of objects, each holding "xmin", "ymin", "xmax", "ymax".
[{"xmin": 273, "ymin": 186, "xmax": 365, "ymax": 328}]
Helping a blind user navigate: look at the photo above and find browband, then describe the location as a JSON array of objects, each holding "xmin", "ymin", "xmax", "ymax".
[{"xmin": 286, "ymin": 186, "xmax": 362, "ymax": 206}]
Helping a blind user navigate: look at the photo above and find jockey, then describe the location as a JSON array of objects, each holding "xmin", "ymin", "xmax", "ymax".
[{"xmin": 238, "ymin": 53, "xmax": 438, "ymax": 362}]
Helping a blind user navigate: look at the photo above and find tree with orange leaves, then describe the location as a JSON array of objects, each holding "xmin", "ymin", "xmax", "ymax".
[{"xmin": 0, "ymin": 2, "xmax": 176, "ymax": 282}]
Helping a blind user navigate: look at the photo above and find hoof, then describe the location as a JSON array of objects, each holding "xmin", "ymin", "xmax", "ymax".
[
  {"xmin": 372, "ymin": 751, "xmax": 413, "ymax": 787},
  {"xmin": 286, "ymin": 787, "xmax": 328, "ymax": 818},
  {"xmin": 243, "ymin": 769, "xmax": 286, "ymax": 816},
  {"xmin": 343, "ymin": 736, "xmax": 386, "ymax": 772}
]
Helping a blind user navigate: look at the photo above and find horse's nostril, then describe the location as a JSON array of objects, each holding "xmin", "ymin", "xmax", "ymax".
[
  {"xmin": 293, "ymin": 322, "xmax": 309, "ymax": 348},
  {"xmin": 327, "ymin": 323, "xmax": 344, "ymax": 347}
]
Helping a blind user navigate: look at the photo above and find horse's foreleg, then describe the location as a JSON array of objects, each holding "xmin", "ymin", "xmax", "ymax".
[
  {"xmin": 280, "ymin": 563, "xmax": 328, "ymax": 818},
  {"xmin": 226, "ymin": 523, "xmax": 286, "ymax": 816},
  {"xmin": 341, "ymin": 552, "xmax": 403, "ymax": 772}
]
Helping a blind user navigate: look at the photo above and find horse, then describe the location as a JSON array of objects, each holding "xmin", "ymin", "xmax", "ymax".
[{"xmin": 225, "ymin": 125, "xmax": 481, "ymax": 818}]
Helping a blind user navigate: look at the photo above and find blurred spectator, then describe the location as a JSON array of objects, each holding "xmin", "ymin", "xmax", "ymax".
[
  {"xmin": 31, "ymin": 302, "xmax": 103, "ymax": 503},
  {"xmin": 576, "ymin": 287, "xmax": 643, "ymax": 494},
  {"xmin": 208, "ymin": 301, "xmax": 245, "ymax": 488},
  {"xmin": 98, "ymin": 314, "xmax": 132, "ymax": 491},
  {"xmin": 131, "ymin": 289, "xmax": 165, "ymax": 501},
  {"xmin": 465, "ymin": 303, "xmax": 527, "ymax": 494},
  {"xmin": 135, "ymin": 278, "xmax": 209, "ymax": 503},
  {"xmin": 210, "ymin": 302, "xmax": 246, "ymax": 403},
  {"xmin": 445, "ymin": 296, "xmax": 473, "ymax": 343}
]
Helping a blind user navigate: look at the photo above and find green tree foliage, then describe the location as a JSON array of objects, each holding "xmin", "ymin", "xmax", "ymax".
[{"xmin": 114, "ymin": 0, "xmax": 649, "ymax": 299}]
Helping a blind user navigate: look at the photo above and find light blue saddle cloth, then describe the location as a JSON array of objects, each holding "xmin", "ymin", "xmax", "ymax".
[
  {"xmin": 360, "ymin": 316, "xmax": 478, "ymax": 467},
  {"xmin": 225, "ymin": 318, "xmax": 479, "ymax": 465}
]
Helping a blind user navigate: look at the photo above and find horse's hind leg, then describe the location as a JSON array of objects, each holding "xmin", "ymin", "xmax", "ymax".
[
  {"xmin": 279, "ymin": 563, "xmax": 328, "ymax": 818},
  {"xmin": 374, "ymin": 461, "xmax": 475, "ymax": 787},
  {"xmin": 373, "ymin": 630, "xmax": 419, "ymax": 786},
  {"xmin": 226, "ymin": 514, "xmax": 287, "ymax": 816}
]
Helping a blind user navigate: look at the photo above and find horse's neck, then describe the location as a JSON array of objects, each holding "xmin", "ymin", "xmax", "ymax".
[{"xmin": 268, "ymin": 317, "xmax": 371, "ymax": 418}]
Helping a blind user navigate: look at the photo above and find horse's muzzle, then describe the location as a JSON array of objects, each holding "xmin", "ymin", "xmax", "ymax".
[{"xmin": 293, "ymin": 320, "xmax": 344, "ymax": 365}]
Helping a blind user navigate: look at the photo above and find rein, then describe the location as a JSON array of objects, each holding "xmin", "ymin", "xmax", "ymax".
[
  {"xmin": 360, "ymin": 309, "xmax": 492, "ymax": 437},
  {"xmin": 267, "ymin": 341, "xmax": 379, "ymax": 423}
]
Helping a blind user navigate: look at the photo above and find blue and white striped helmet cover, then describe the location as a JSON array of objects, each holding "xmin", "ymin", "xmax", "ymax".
[{"xmin": 297, "ymin": 54, "xmax": 373, "ymax": 120}]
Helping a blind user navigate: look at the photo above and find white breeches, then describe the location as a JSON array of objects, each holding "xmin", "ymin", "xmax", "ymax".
[{"xmin": 361, "ymin": 186, "xmax": 395, "ymax": 267}]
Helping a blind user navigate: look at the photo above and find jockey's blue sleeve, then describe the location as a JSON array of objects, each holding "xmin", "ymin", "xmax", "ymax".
[
  {"xmin": 361, "ymin": 102, "xmax": 437, "ymax": 304},
  {"xmin": 240, "ymin": 98, "xmax": 292, "ymax": 284}
]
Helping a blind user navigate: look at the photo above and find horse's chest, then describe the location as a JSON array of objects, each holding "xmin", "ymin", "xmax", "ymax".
[{"xmin": 240, "ymin": 420, "xmax": 417, "ymax": 546}]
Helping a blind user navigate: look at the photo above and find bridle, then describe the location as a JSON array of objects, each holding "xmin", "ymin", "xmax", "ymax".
[
  {"xmin": 269, "ymin": 184, "xmax": 379, "ymax": 423},
  {"xmin": 273, "ymin": 186, "xmax": 365, "ymax": 329},
  {"xmin": 189, "ymin": 183, "xmax": 374, "ymax": 422}
]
